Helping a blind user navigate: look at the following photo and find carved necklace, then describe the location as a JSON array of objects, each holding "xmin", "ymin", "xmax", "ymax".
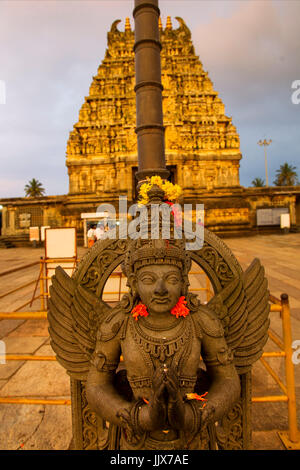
[
  {"xmin": 130, "ymin": 315, "xmax": 191, "ymax": 364},
  {"xmin": 139, "ymin": 316, "xmax": 182, "ymax": 331}
]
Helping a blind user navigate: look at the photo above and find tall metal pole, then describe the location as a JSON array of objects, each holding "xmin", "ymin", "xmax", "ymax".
[
  {"xmin": 133, "ymin": 0, "xmax": 169, "ymax": 188},
  {"xmin": 258, "ymin": 138, "xmax": 272, "ymax": 187},
  {"xmin": 264, "ymin": 146, "xmax": 268, "ymax": 187}
]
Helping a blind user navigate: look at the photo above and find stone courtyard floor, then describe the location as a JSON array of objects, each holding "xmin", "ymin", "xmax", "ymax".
[{"xmin": 0, "ymin": 233, "xmax": 299, "ymax": 450}]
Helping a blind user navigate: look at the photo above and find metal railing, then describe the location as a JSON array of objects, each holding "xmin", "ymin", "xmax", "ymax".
[
  {"xmin": 0, "ymin": 260, "xmax": 41, "ymax": 312},
  {"xmin": 0, "ymin": 257, "xmax": 75, "ymax": 405},
  {"xmin": 251, "ymin": 293, "xmax": 300, "ymax": 449}
]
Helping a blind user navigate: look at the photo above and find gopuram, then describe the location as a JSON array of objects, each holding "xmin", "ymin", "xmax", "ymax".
[
  {"xmin": 48, "ymin": 0, "xmax": 270, "ymax": 450},
  {"xmin": 1, "ymin": 10, "xmax": 299, "ymax": 244},
  {"xmin": 66, "ymin": 15, "xmax": 241, "ymax": 197}
]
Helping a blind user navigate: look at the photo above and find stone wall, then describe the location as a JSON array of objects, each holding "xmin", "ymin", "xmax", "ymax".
[{"xmin": 2, "ymin": 188, "xmax": 299, "ymax": 244}]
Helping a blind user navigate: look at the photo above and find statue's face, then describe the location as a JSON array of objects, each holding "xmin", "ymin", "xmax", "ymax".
[{"xmin": 135, "ymin": 264, "xmax": 182, "ymax": 315}]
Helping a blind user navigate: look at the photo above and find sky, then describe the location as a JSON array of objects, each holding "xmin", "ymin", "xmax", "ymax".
[{"xmin": 0, "ymin": 0, "xmax": 299, "ymax": 199}]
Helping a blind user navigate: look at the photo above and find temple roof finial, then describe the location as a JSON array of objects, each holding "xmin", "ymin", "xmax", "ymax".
[
  {"xmin": 166, "ymin": 16, "xmax": 172, "ymax": 30},
  {"xmin": 125, "ymin": 17, "xmax": 131, "ymax": 32},
  {"xmin": 158, "ymin": 17, "xmax": 163, "ymax": 30}
]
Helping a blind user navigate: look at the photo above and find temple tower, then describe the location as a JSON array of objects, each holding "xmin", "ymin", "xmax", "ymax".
[{"xmin": 66, "ymin": 17, "xmax": 241, "ymax": 201}]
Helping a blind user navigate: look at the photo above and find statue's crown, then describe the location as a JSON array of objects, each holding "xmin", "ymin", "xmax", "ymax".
[
  {"xmin": 130, "ymin": 238, "xmax": 188, "ymax": 271},
  {"xmin": 123, "ymin": 184, "xmax": 191, "ymax": 276}
]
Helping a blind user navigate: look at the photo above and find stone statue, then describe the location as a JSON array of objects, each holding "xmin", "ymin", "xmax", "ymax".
[
  {"xmin": 48, "ymin": 189, "xmax": 270, "ymax": 450},
  {"xmin": 85, "ymin": 238, "xmax": 241, "ymax": 450}
]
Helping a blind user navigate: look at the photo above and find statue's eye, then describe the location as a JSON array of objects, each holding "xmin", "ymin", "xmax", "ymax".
[
  {"xmin": 166, "ymin": 275, "xmax": 180, "ymax": 284},
  {"xmin": 140, "ymin": 276, "xmax": 155, "ymax": 284}
]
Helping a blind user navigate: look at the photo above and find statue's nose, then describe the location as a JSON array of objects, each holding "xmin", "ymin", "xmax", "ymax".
[{"xmin": 154, "ymin": 279, "xmax": 168, "ymax": 296}]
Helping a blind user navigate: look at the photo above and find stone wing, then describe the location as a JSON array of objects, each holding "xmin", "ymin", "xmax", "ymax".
[
  {"xmin": 234, "ymin": 258, "xmax": 270, "ymax": 373},
  {"xmin": 48, "ymin": 266, "xmax": 111, "ymax": 380},
  {"xmin": 207, "ymin": 258, "xmax": 270, "ymax": 373}
]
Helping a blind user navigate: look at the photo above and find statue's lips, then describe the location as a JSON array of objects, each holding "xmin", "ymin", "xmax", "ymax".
[{"xmin": 151, "ymin": 298, "xmax": 170, "ymax": 304}]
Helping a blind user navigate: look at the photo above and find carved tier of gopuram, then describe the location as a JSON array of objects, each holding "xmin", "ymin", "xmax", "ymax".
[{"xmin": 66, "ymin": 17, "xmax": 242, "ymax": 206}]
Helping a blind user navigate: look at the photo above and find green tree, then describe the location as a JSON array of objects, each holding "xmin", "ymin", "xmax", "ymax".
[
  {"xmin": 24, "ymin": 178, "xmax": 45, "ymax": 197},
  {"xmin": 251, "ymin": 177, "xmax": 265, "ymax": 187},
  {"xmin": 273, "ymin": 163, "xmax": 298, "ymax": 186}
]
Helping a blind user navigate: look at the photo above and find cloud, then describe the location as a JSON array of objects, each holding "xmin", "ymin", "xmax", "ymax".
[
  {"xmin": 192, "ymin": 0, "xmax": 300, "ymax": 185},
  {"xmin": 0, "ymin": 1, "xmax": 134, "ymax": 197}
]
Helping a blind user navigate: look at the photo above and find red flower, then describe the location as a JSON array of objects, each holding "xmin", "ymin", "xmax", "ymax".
[
  {"xmin": 132, "ymin": 303, "xmax": 149, "ymax": 321},
  {"xmin": 132, "ymin": 298, "xmax": 190, "ymax": 321},
  {"xmin": 170, "ymin": 296, "xmax": 190, "ymax": 318}
]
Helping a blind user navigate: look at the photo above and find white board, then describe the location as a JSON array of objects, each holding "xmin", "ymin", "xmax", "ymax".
[
  {"xmin": 280, "ymin": 213, "xmax": 290, "ymax": 229},
  {"xmin": 257, "ymin": 207, "xmax": 289, "ymax": 226},
  {"xmin": 29, "ymin": 226, "xmax": 40, "ymax": 242},
  {"xmin": 45, "ymin": 227, "xmax": 77, "ymax": 259},
  {"xmin": 41, "ymin": 226, "xmax": 50, "ymax": 242}
]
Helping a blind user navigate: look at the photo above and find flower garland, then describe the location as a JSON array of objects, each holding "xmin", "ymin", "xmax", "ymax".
[
  {"xmin": 138, "ymin": 175, "xmax": 182, "ymax": 206},
  {"xmin": 132, "ymin": 303, "xmax": 149, "ymax": 321},
  {"xmin": 131, "ymin": 296, "xmax": 190, "ymax": 321},
  {"xmin": 170, "ymin": 296, "xmax": 190, "ymax": 318}
]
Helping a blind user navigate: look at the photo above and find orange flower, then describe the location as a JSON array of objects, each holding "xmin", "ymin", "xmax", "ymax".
[
  {"xmin": 170, "ymin": 296, "xmax": 190, "ymax": 318},
  {"xmin": 186, "ymin": 391, "xmax": 208, "ymax": 408},
  {"xmin": 132, "ymin": 303, "xmax": 149, "ymax": 321}
]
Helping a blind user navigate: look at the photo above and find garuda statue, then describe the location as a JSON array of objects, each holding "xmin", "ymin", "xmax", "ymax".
[{"xmin": 48, "ymin": 189, "xmax": 270, "ymax": 450}]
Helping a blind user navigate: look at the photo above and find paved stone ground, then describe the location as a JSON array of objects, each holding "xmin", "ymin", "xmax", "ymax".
[
  {"xmin": 0, "ymin": 233, "xmax": 299, "ymax": 450},
  {"xmin": 225, "ymin": 234, "xmax": 300, "ymax": 450}
]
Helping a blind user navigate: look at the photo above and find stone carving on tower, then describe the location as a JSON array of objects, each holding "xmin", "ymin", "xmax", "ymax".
[{"xmin": 66, "ymin": 16, "xmax": 241, "ymax": 200}]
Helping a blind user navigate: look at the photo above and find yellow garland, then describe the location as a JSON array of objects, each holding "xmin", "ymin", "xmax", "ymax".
[{"xmin": 138, "ymin": 176, "xmax": 182, "ymax": 205}]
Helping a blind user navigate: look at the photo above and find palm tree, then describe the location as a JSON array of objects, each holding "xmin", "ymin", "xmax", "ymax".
[
  {"xmin": 273, "ymin": 163, "xmax": 298, "ymax": 186},
  {"xmin": 251, "ymin": 177, "xmax": 265, "ymax": 187},
  {"xmin": 24, "ymin": 178, "xmax": 45, "ymax": 197}
]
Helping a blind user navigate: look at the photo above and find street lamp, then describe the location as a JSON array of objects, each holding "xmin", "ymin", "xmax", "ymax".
[{"xmin": 258, "ymin": 139, "xmax": 272, "ymax": 187}]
